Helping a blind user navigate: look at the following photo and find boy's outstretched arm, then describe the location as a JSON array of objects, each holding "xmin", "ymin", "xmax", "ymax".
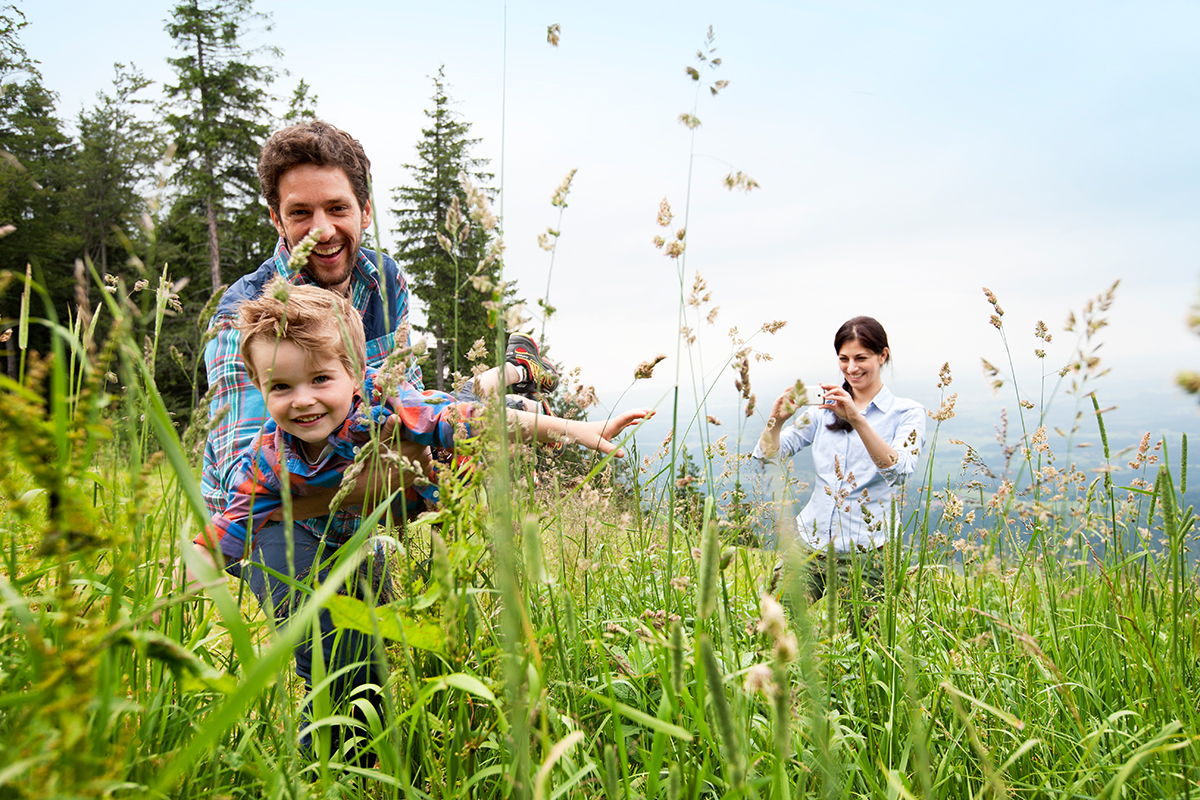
[{"xmin": 510, "ymin": 408, "xmax": 653, "ymax": 458}]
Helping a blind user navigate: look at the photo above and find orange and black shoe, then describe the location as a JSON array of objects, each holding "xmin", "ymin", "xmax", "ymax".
[{"xmin": 506, "ymin": 333, "xmax": 559, "ymax": 395}]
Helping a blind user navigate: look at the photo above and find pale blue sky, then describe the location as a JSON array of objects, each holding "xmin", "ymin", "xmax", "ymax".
[{"xmin": 26, "ymin": 0, "xmax": 1200, "ymax": 463}]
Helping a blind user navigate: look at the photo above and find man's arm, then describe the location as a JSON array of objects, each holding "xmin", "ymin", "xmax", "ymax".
[{"xmin": 201, "ymin": 317, "xmax": 269, "ymax": 513}]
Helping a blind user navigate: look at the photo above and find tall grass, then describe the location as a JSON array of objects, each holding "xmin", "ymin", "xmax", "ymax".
[{"xmin": 1, "ymin": 243, "xmax": 1197, "ymax": 799}]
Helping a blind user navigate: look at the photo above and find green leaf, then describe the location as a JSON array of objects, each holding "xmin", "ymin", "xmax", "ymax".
[
  {"xmin": 440, "ymin": 672, "xmax": 496, "ymax": 702},
  {"xmin": 582, "ymin": 689, "xmax": 693, "ymax": 741},
  {"xmin": 326, "ymin": 594, "xmax": 446, "ymax": 653}
]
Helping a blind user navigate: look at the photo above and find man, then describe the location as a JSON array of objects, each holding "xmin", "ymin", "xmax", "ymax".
[{"xmin": 200, "ymin": 120, "xmax": 421, "ymax": 764}]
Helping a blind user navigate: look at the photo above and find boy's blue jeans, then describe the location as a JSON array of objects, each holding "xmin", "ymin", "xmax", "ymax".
[{"xmin": 235, "ymin": 523, "xmax": 387, "ymax": 765}]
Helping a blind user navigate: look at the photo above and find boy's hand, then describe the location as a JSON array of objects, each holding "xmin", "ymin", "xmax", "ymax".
[
  {"xmin": 344, "ymin": 417, "xmax": 433, "ymax": 509},
  {"xmin": 581, "ymin": 408, "xmax": 653, "ymax": 458}
]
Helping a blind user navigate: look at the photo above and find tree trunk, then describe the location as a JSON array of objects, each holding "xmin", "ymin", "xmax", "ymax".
[
  {"xmin": 195, "ymin": 18, "xmax": 221, "ymax": 291},
  {"xmin": 206, "ymin": 192, "xmax": 220, "ymax": 290}
]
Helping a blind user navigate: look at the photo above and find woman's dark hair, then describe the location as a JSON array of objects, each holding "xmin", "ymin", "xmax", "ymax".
[{"xmin": 827, "ymin": 316, "xmax": 890, "ymax": 433}]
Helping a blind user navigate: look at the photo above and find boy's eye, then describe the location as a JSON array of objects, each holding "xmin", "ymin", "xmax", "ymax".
[
  {"xmin": 269, "ymin": 382, "xmax": 289, "ymax": 393},
  {"xmin": 313, "ymin": 375, "xmax": 329, "ymax": 385}
]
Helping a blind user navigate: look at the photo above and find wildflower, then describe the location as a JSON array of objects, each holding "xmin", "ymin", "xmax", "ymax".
[
  {"xmin": 982, "ymin": 287, "xmax": 1002, "ymax": 315},
  {"xmin": 570, "ymin": 383, "xmax": 598, "ymax": 410},
  {"xmin": 466, "ymin": 338, "xmax": 488, "ymax": 362},
  {"xmin": 744, "ymin": 663, "xmax": 774, "ymax": 696},
  {"xmin": 551, "ymin": 168, "xmax": 577, "ymax": 207},
  {"xmin": 687, "ymin": 272, "xmax": 709, "ymax": 308},
  {"xmin": 696, "ymin": 522, "xmax": 721, "ymax": 621},
  {"xmin": 1129, "ymin": 432, "xmax": 1151, "ymax": 470},
  {"xmin": 944, "ymin": 492, "xmax": 963, "ymax": 519},
  {"xmin": 580, "ymin": 483, "xmax": 601, "ymax": 508},
  {"xmin": 287, "ymin": 227, "xmax": 323, "ymax": 270},
  {"xmin": 634, "ymin": 353, "xmax": 667, "ymax": 380},
  {"xmin": 657, "ymin": 198, "xmax": 674, "ymax": 227},
  {"xmin": 757, "ymin": 593, "xmax": 786, "ymax": 639},
  {"xmin": 929, "ymin": 393, "xmax": 957, "ymax": 422},
  {"xmin": 723, "ymin": 171, "xmax": 760, "ymax": 192},
  {"xmin": 775, "ymin": 632, "xmax": 798, "ymax": 664},
  {"xmin": 502, "ymin": 303, "xmax": 531, "ymax": 331},
  {"xmin": 937, "ymin": 362, "xmax": 953, "ymax": 388}
]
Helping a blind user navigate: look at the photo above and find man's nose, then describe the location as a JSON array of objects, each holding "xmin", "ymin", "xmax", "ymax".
[{"xmin": 311, "ymin": 210, "xmax": 333, "ymax": 238}]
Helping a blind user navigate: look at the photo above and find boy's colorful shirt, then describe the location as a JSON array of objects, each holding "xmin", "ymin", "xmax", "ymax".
[{"xmin": 197, "ymin": 368, "xmax": 479, "ymax": 564}]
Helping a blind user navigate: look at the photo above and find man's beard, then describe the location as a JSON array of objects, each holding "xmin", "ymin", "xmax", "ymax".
[
  {"xmin": 303, "ymin": 260, "xmax": 356, "ymax": 290},
  {"xmin": 290, "ymin": 235, "xmax": 358, "ymax": 290}
]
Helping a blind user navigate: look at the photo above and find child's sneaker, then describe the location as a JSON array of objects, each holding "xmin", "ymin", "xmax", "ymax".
[{"xmin": 506, "ymin": 334, "xmax": 559, "ymax": 394}]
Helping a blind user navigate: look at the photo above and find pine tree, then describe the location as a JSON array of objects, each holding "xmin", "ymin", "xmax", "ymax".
[
  {"xmin": 282, "ymin": 78, "xmax": 318, "ymax": 124},
  {"xmin": 391, "ymin": 68, "xmax": 511, "ymax": 391},
  {"xmin": 162, "ymin": 0, "xmax": 278, "ymax": 293},
  {"xmin": 0, "ymin": 7, "xmax": 77, "ymax": 374},
  {"xmin": 69, "ymin": 64, "xmax": 166, "ymax": 273}
]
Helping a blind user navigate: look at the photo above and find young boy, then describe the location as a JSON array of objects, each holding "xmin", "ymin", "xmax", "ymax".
[{"xmin": 194, "ymin": 278, "xmax": 648, "ymax": 567}]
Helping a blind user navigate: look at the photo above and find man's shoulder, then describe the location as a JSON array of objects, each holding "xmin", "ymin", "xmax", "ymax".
[{"xmin": 216, "ymin": 257, "xmax": 279, "ymax": 320}]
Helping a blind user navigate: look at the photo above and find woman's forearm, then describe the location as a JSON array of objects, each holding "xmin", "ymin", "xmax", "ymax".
[
  {"xmin": 758, "ymin": 420, "xmax": 783, "ymax": 458},
  {"xmin": 849, "ymin": 415, "xmax": 899, "ymax": 469}
]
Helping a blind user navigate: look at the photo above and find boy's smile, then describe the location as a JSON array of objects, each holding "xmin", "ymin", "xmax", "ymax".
[{"xmin": 248, "ymin": 338, "xmax": 358, "ymax": 460}]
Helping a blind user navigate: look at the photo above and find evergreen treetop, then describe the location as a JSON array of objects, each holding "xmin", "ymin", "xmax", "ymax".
[{"xmin": 391, "ymin": 67, "xmax": 515, "ymax": 391}]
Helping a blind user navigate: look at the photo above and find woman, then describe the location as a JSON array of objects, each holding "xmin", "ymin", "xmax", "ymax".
[{"xmin": 754, "ymin": 316, "xmax": 925, "ymax": 606}]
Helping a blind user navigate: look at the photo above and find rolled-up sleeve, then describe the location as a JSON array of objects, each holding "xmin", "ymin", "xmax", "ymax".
[
  {"xmin": 877, "ymin": 405, "xmax": 926, "ymax": 486},
  {"xmin": 752, "ymin": 414, "xmax": 818, "ymax": 461},
  {"xmin": 201, "ymin": 317, "xmax": 268, "ymax": 515}
]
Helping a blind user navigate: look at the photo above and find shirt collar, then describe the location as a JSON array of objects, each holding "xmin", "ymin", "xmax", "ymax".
[
  {"xmin": 272, "ymin": 381, "xmax": 370, "ymax": 471},
  {"xmin": 270, "ymin": 238, "xmax": 383, "ymax": 295},
  {"xmin": 865, "ymin": 384, "xmax": 895, "ymax": 414}
]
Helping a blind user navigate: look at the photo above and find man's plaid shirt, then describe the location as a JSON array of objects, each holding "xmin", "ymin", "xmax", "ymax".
[{"xmin": 200, "ymin": 239, "xmax": 420, "ymax": 537}]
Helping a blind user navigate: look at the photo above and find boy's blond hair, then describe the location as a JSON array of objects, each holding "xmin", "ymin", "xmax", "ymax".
[{"xmin": 237, "ymin": 278, "xmax": 366, "ymax": 388}]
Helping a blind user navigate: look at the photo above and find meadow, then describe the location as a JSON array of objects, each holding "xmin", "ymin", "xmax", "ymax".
[
  {"xmin": 0, "ymin": 224, "xmax": 1197, "ymax": 800},
  {"xmin": 1, "ymin": 17, "xmax": 1198, "ymax": 797}
]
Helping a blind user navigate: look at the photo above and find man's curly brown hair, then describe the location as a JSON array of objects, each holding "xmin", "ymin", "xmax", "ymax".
[{"xmin": 257, "ymin": 120, "xmax": 372, "ymax": 215}]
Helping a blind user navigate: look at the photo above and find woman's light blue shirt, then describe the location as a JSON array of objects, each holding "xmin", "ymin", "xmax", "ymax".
[{"xmin": 752, "ymin": 385, "xmax": 926, "ymax": 551}]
